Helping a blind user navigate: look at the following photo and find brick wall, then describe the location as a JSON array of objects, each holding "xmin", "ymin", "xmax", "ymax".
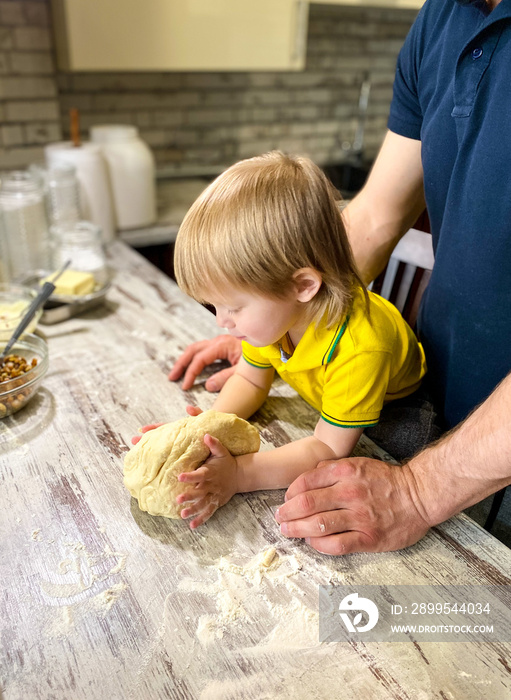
[
  {"xmin": 0, "ymin": 2, "xmax": 417, "ymax": 174},
  {"xmin": 0, "ymin": 0, "xmax": 61, "ymax": 170}
]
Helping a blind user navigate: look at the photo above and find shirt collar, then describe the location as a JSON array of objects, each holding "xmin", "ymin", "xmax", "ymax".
[
  {"xmin": 455, "ymin": 0, "xmax": 487, "ymax": 6},
  {"xmin": 265, "ymin": 311, "xmax": 350, "ymax": 371},
  {"xmin": 455, "ymin": 0, "xmax": 511, "ymax": 17}
]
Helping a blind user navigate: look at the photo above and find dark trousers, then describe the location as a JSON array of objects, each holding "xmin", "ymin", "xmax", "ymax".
[{"xmin": 365, "ymin": 384, "xmax": 445, "ymax": 462}]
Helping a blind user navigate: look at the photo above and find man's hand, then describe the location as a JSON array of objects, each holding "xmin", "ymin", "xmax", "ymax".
[
  {"xmin": 168, "ymin": 336, "xmax": 242, "ymax": 391},
  {"xmin": 275, "ymin": 457, "xmax": 431, "ymax": 555}
]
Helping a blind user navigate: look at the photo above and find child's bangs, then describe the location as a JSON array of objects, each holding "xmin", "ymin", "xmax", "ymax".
[{"xmin": 175, "ymin": 221, "xmax": 246, "ymax": 303}]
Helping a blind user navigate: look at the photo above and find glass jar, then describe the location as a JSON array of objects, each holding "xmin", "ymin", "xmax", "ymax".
[
  {"xmin": 45, "ymin": 141, "xmax": 116, "ymax": 243},
  {"xmin": 0, "ymin": 171, "xmax": 50, "ymax": 281},
  {"xmin": 30, "ymin": 162, "xmax": 81, "ymax": 226},
  {"xmin": 51, "ymin": 220, "xmax": 108, "ymax": 287},
  {"xmin": 0, "ymin": 213, "xmax": 10, "ymax": 283},
  {"xmin": 90, "ymin": 125, "xmax": 156, "ymax": 230}
]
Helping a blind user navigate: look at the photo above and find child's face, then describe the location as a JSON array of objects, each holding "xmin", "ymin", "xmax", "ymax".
[{"xmin": 206, "ymin": 287, "xmax": 304, "ymax": 347}]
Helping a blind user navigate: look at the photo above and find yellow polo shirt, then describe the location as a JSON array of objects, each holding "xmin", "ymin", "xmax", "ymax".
[{"xmin": 242, "ymin": 288, "xmax": 427, "ymax": 428}]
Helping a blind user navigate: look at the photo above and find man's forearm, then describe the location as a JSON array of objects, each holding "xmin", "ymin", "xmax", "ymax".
[
  {"xmin": 342, "ymin": 130, "xmax": 426, "ymax": 284},
  {"xmin": 343, "ymin": 194, "xmax": 415, "ymax": 285},
  {"xmin": 408, "ymin": 373, "xmax": 511, "ymax": 527},
  {"xmin": 237, "ymin": 436, "xmax": 337, "ymax": 492}
]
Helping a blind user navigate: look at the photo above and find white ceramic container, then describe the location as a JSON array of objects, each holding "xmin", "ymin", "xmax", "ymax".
[{"xmin": 90, "ymin": 125, "xmax": 156, "ymax": 230}]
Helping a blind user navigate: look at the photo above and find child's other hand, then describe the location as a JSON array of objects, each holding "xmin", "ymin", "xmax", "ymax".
[
  {"xmin": 176, "ymin": 434, "xmax": 238, "ymax": 529},
  {"xmin": 131, "ymin": 422, "xmax": 164, "ymax": 445},
  {"xmin": 185, "ymin": 405, "xmax": 203, "ymax": 417}
]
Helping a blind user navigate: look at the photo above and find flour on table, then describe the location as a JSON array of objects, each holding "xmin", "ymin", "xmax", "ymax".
[
  {"xmin": 196, "ymin": 615, "xmax": 224, "ymax": 644},
  {"xmin": 45, "ymin": 583, "xmax": 128, "ymax": 639},
  {"xmin": 216, "ymin": 588, "xmax": 246, "ymax": 622},
  {"xmin": 255, "ymin": 597, "xmax": 320, "ymax": 650},
  {"xmin": 92, "ymin": 583, "xmax": 129, "ymax": 615},
  {"xmin": 175, "ymin": 547, "xmax": 315, "ymax": 651},
  {"xmin": 40, "ymin": 539, "xmax": 129, "ymax": 641},
  {"xmin": 152, "ymin": 545, "xmax": 343, "ymax": 700},
  {"xmin": 46, "ymin": 606, "xmax": 75, "ymax": 639},
  {"xmin": 217, "ymin": 547, "xmax": 292, "ymax": 586},
  {"xmin": 103, "ymin": 544, "xmax": 127, "ymax": 575}
]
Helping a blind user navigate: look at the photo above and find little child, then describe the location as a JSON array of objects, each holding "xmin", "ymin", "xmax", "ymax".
[{"xmin": 171, "ymin": 151, "xmax": 426, "ymax": 528}]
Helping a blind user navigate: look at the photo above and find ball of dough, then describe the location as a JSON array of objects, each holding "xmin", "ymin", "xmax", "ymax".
[{"xmin": 124, "ymin": 410, "xmax": 260, "ymax": 519}]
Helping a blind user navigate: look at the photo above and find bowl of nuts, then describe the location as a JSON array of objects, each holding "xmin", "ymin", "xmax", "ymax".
[{"xmin": 0, "ymin": 333, "xmax": 49, "ymax": 418}]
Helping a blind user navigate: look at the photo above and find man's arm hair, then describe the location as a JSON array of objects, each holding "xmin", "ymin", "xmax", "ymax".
[{"xmin": 408, "ymin": 372, "xmax": 511, "ymax": 528}]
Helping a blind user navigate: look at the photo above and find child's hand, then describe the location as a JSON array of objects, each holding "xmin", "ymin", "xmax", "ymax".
[
  {"xmin": 176, "ymin": 434, "xmax": 238, "ymax": 529},
  {"xmin": 185, "ymin": 405, "xmax": 203, "ymax": 417},
  {"xmin": 131, "ymin": 422, "xmax": 164, "ymax": 445}
]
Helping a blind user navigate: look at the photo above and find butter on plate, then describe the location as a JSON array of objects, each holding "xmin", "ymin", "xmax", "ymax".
[{"xmin": 41, "ymin": 269, "xmax": 96, "ymax": 296}]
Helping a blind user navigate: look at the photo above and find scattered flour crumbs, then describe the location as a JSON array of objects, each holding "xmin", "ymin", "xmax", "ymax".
[
  {"xmin": 129, "ymin": 546, "xmax": 351, "ymax": 700},
  {"xmin": 176, "ymin": 547, "xmax": 322, "ymax": 649},
  {"xmin": 36, "ymin": 529, "xmax": 355, "ymax": 698},
  {"xmin": 35, "ymin": 534, "xmax": 129, "ymax": 639}
]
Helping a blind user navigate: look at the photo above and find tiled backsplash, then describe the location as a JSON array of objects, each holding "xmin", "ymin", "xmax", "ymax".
[
  {"xmin": 0, "ymin": 1, "xmax": 417, "ymax": 174},
  {"xmin": 0, "ymin": 0, "xmax": 61, "ymax": 170}
]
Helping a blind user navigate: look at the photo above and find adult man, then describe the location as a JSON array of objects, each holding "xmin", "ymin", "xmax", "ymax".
[{"xmin": 169, "ymin": 0, "xmax": 511, "ymax": 554}]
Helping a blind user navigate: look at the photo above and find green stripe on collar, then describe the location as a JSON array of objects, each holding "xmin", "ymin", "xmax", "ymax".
[{"xmin": 323, "ymin": 315, "xmax": 350, "ymax": 365}]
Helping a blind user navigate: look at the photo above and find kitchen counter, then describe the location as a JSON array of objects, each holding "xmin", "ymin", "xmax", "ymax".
[{"xmin": 1, "ymin": 242, "xmax": 511, "ymax": 699}]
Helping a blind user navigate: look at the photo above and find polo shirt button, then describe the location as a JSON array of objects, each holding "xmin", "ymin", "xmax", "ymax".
[{"xmin": 471, "ymin": 47, "xmax": 483, "ymax": 59}]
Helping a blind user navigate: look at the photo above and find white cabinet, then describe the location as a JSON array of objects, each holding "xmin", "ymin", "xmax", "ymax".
[
  {"xmin": 309, "ymin": 0, "xmax": 424, "ymax": 8},
  {"xmin": 51, "ymin": 0, "xmax": 309, "ymax": 72}
]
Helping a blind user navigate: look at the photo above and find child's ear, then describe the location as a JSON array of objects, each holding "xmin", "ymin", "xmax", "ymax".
[{"xmin": 292, "ymin": 268, "xmax": 322, "ymax": 303}]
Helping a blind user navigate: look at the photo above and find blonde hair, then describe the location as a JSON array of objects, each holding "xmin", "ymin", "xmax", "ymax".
[{"xmin": 174, "ymin": 151, "xmax": 365, "ymax": 327}]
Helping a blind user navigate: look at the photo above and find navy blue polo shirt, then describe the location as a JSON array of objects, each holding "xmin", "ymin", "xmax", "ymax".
[{"xmin": 388, "ymin": 0, "xmax": 511, "ymax": 428}]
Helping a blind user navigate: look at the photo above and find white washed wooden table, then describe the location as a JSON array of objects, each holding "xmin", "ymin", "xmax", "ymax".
[{"xmin": 1, "ymin": 242, "xmax": 510, "ymax": 700}]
